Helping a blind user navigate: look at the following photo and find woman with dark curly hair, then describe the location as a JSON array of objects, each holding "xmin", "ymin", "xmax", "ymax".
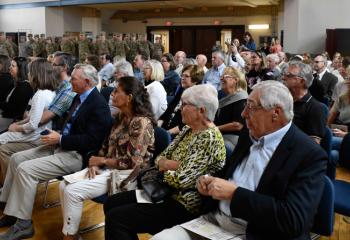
[{"xmin": 59, "ymin": 76, "xmax": 155, "ymax": 240}]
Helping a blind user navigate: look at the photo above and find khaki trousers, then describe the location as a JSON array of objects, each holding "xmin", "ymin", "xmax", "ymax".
[
  {"xmin": 0, "ymin": 142, "xmax": 38, "ymax": 185},
  {"xmin": 0, "ymin": 145, "xmax": 82, "ymax": 220}
]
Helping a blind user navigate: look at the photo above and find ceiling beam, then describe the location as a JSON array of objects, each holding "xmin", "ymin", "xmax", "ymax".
[
  {"xmin": 110, "ymin": 5, "xmax": 274, "ymax": 20},
  {"xmin": 242, "ymin": 0, "xmax": 257, "ymax": 8}
]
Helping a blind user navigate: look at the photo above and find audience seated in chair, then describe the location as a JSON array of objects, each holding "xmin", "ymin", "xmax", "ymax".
[
  {"xmin": 103, "ymin": 84, "xmax": 226, "ymax": 240},
  {"xmin": 158, "ymin": 64, "xmax": 204, "ymax": 137},
  {"xmin": 59, "ymin": 76, "xmax": 155, "ymax": 240},
  {"xmin": 0, "ymin": 57, "xmax": 33, "ymax": 132},
  {"xmin": 284, "ymin": 60, "xmax": 327, "ymax": 144},
  {"xmin": 151, "ymin": 80, "xmax": 327, "ymax": 240},
  {"xmin": 0, "ymin": 59, "xmax": 59, "ymax": 184},
  {"xmin": 0, "ymin": 64, "xmax": 113, "ymax": 240},
  {"xmin": 214, "ymin": 66, "xmax": 248, "ymax": 152},
  {"xmin": 143, "ymin": 59, "xmax": 167, "ymax": 120}
]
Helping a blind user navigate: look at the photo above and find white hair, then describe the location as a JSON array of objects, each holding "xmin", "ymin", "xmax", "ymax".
[
  {"xmin": 267, "ymin": 54, "xmax": 280, "ymax": 64},
  {"xmin": 181, "ymin": 84, "xmax": 219, "ymax": 121},
  {"xmin": 212, "ymin": 51, "xmax": 225, "ymax": 61},
  {"xmin": 252, "ymin": 80, "xmax": 294, "ymax": 121},
  {"xmin": 74, "ymin": 64, "xmax": 98, "ymax": 86},
  {"xmin": 114, "ymin": 60, "xmax": 134, "ymax": 77},
  {"xmin": 288, "ymin": 61, "xmax": 314, "ymax": 88}
]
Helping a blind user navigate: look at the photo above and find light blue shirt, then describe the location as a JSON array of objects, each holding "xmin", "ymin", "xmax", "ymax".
[
  {"xmin": 98, "ymin": 62, "xmax": 115, "ymax": 83},
  {"xmin": 62, "ymin": 87, "xmax": 95, "ymax": 136},
  {"xmin": 219, "ymin": 121, "xmax": 292, "ymax": 218},
  {"xmin": 203, "ymin": 63, "xmax": 226, "ymax": 90}
]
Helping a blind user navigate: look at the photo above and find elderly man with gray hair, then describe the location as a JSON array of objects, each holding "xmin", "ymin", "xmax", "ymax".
[
  {"xmin": 0, "ymin": 64, "xmax": 113, "ymax": 239},
  {"xmin": 203, "ymin": 51, "xmax": 226, "ymax": 90},
  {"xmin": 283, "ymin": 60, "xmax": 327, "ymax": 144},
  {"xmin": 152, "ymin": 80, "xmax": 327, "ymax": 240}
]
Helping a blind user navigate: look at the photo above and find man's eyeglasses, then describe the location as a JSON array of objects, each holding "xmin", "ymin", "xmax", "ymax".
[
  {"xmin": 243, "ymin": 101, "xmax": 264, "ymax": 111},
  {"xmin": 52, "ymin": 63, "xmax": 65, "ymax": 67},
  {"xmin": 180, "ymin": 101, "xmax": 196, "ymax": 109},
  {"xmin": 314, "ymin": 61, "xmax": 324, "ymax": 64},
  {"xmin": 160, "ymin": 60, "xmax": 168, "ymax": 63},
  {"xmin": 283, "ymin": 72, "xmax": 301, "ymax": 79}
]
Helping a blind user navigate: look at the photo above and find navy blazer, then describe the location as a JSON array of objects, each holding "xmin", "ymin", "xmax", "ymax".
[
  {"xmin": 60, "ymin": 88, "xmax": 113, "ymax": 168},
  {"xmin": 206, "ymin": 124, "xmax": 327, "ymax": 240}
]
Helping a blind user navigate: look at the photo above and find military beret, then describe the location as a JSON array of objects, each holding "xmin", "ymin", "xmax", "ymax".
[
  {"xmin": 34, "ymin": 34, "xmax": 39, "ymax": 38},
  {"xmin": 40, "ymin": 34, "xmax": 45, "ymax": 38},
  {"xmin": 27, "ymin": 33, "xmax": 33, "ymax": 37}
]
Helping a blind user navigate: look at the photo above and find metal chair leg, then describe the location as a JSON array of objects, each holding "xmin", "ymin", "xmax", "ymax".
[
  {"xmin": 41, "ymin": 179, "xmax": 60, "ymax": 209},
  {"xmin": 79, "ymin": 222, "xmax": 105, "ymax": 234}
]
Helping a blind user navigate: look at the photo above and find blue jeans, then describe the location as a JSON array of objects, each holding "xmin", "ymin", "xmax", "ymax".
[{"xmin": 329, "ymin": 136, "xmax": 343, "ymax": 179}]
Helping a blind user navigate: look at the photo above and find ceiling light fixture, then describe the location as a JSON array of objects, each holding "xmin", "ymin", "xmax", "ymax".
[{"xmin": 248, "ymin": 24, "xmax": 269, "ymax": 30}]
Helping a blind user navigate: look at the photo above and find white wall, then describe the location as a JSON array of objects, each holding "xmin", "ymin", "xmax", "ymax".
[
  {"xmin": 45, "ymin": 7, "xmax": 64, "ymax": 36},
  {"xmin": 284, "ymin": 0, "xmax": 350, "ymax": 54},
  {"xmin": 0, "ymin": 7, "xmax": 46, "ymax": 34},
  {"xmin": 63, "ymin": 7, "xmax": 82, "ymax": 33},
  {"xmin": 82, "ymin": 17, "xmax": 101, "ymax": 37},
  {"xmin": 105, "ymin": 15, "xmax": 273, "ymax": 47}
]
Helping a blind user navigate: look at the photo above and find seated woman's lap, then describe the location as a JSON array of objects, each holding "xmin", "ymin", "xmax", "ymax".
[{"xmin": 104, "ymin": 190, "xmax": 196, "ymax": 235}]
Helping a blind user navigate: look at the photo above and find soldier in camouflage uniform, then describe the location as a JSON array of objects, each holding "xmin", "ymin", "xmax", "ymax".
[
  {"xmin": 22, "ymin": 33, "xmax": 34, "ymax": 57},
  {"xmin": 110, "ymin": 32, "xmax": 129, "ymax": 58},
  {"xmin": 137, "ymin": 33, "xmax": 153, "ymax": 60},
  {"xmin": 0, "ymin": 32, "xmax": 15, "ymax": 58},
  {"xmin": 39, "ymin": 34, "xmax": 47, "ymax": 58},
  {"xmin": 152, "ymin": 36, "xmax": 165, "ymax": 61},
  {"xmin": 60, "ymin": 34, "xmax": 75, "ymax": 55},
  {"xmin": 123, "ymin": 33, "xmax": 131, "ymax": 45},
  {"xmin": 95, "ymin": 32, "xmax": 110, "ymax": 56},
  {"xmin": 78, "ymin": 32, "xmax": 93, "ymax": 63},
  {"xmin": 126, "ymin": 33, "xmax": 138, "ymax": 63},
  {"xmin": 6, "ymin": 37, "xmax": 18, "ymax": 58},
  {"xmin": 45, "ymin": 37, "xmax": 57, "ymax": 56},
  {"xmin": 32, "ymin": 34, "xmax": 44, "ymax": 57}
]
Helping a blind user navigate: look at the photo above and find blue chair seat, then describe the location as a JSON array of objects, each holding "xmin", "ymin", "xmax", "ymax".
[{"xmin": 333, "ymin": 180, "xmax": 350, "ymax": 216}]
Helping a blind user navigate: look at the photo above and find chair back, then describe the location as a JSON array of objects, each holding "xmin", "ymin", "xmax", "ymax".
[
  {"xmin": 311, "ymin": 175, "xmax": 334, "ymax": 236},
  {"xmin": 150, "ymin": 127, "xmax": 171, "ymax": 166},
  {"xmin": 339, "ymin": 133, "xmax": 350, "ymax": 169}
]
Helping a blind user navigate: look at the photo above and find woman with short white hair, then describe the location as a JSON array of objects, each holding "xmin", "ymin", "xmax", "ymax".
[
  {"xmin": 143, "ymin": 59, "xmax": 167, "ymax": 119},
  {"xmin": 104, "ymin": 84, "xmax": 226, "ymax": 240}
]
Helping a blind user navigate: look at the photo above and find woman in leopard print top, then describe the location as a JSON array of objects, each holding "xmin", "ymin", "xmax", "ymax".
[{"xmin": 104, "ymin": 84, "xmax": 226, "ymax": 240}]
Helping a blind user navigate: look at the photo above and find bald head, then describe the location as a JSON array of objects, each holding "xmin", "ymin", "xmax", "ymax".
[
  {"xmin": 196, "ymin": 54, "xmax": 207, "ymax": 68},
  {"xmin": 175, "ymin": 51, "xmax": 186, "ymax": 65}
]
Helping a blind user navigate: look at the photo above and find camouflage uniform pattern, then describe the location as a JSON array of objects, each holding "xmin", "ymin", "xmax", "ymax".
[
  {"xmin": 0, "ymin": 33, "xmax": 15, "ymax": 57},
  {"xmin": 126, "ymin": 39, "xmax": 138, "ymax": 63},
  {"xmin": 60, "ymin": 36, "xmax": 75, "ymax": 55},
  {"xmin": 111, "ymin": 40, "xmax": 129, "ymax": 57},
  {"xmin": 152, "ymin": 42, "xmax": 165, "ymax": 61},
  {"xmin": 78, "ymin": 38, "xmax": 93, "ymax": 63},
  {"xmin": 137, "ymin": 40, "xmax": 153, "ymax": 60}
]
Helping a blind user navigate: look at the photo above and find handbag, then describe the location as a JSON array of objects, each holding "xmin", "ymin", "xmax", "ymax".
[
  {"xmin": 137, "ymin": 166, "xmax": 172, "ymax": 203},
  {"xmin": 109, "ymin": 169, "xmax": 137, "ymax": 195}
]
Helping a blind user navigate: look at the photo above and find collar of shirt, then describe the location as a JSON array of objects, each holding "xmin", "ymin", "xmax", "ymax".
[
  {"xmin": 79, "ymin": 87, "xmax": 95, "ymax": 104},
  {"xmin": 250, "ymin": 121, "xmax": 292, "ymax": 151},
  {"xmin": 217, "ymin": 63, "xmax": 226, "ymax": 74},
  {"xmin": 318, "ymin": 68, "xmax": 328, "ymax": 80},
  {"xmin": 295, "ymin": 92, "xmax": 312, "ymax": 103}
]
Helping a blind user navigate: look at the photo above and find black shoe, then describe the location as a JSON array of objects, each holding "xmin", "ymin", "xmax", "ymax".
[{"xmin": 0, "ymin": 215, "xmax": 17, "ymax": 228}]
